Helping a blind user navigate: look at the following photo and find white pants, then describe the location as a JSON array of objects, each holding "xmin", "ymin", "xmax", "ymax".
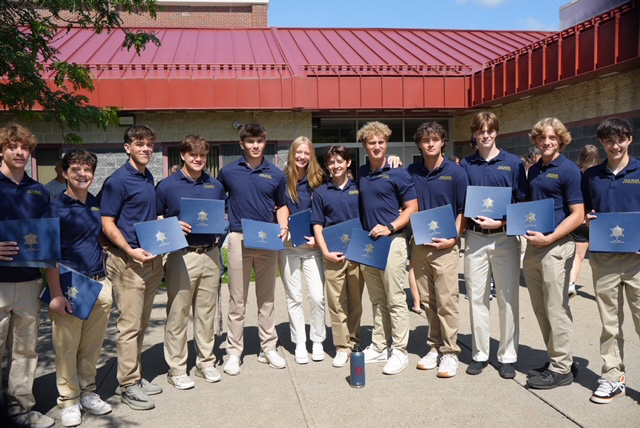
[
  {"xmin": 464, "ymin": 230, "xmax": 520, "ymax": 363},
  {"xmin": 278, "ymin": 241, "xmax": 326, "ymax": 344}
]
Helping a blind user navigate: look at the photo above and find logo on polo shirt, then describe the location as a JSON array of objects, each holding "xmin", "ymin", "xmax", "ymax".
[
  {"xmin": 27, "ymin": 189, "xmax": 43, "ymax": 196},
  {"xmin": 348, "ymin": 190, "xmax": 359, "ymax": 195},
  {"xmin": 439, "ymin": 176, "xmax": 453, "ymax": 180},
  {"xmin": 546, "ymin": 173, "xmax": 559, "ymax": 179},
  {"xmin": 497, "ymin": 166, "xmax": 511, "ymax": 171},
  {"xmin": 91, "ymin": 206, "xmax": 100, "ymax": 211},
  {"xmin": 204, "ymin": 184, "xmax": 216, "ymax": 189},
  {"xmin": 623, "ymin": 179, "xmax": 640, "ymax": 184},
  {"xmin": 379, "ymin": 174, "xmax": 390, "ymax": 179},
  {"xmin": 259, "ymin": 173, "xmax": 272, "ymax": 179}
]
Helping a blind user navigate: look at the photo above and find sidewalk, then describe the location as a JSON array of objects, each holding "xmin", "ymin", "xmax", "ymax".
[{"xmin": 32, "ymin": 253, "xmax": 640, "ymax": 427}]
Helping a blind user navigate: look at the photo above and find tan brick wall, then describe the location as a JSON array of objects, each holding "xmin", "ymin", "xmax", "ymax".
[
  {"xmin": 42, "ymin": 4, "xmax": 268, "ymax": 28},
  {"xmin": 451, "ymin": 68, "xmax": 640, "ymax": 144}
]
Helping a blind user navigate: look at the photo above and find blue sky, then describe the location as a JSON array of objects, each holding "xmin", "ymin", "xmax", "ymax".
[{"xmin": 269, "ymin": 0, "xmax": 568, "ymax": 31}]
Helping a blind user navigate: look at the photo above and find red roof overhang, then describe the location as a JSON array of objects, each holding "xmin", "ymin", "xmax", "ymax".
[{"xmin": 470, "ymin": 0, "xmax": 640, "ymax": 107}]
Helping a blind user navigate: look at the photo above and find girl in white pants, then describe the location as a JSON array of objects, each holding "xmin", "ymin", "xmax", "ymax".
[{"xmin": 279, "ymin": 136, "xmax": 327, "ymax": 364}]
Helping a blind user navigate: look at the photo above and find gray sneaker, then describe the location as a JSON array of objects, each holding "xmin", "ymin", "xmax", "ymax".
[
  {"xmin": 115, "ymin": 378, "xmax": 163, "ymax": 396},
  {"xmin": 121, "ymin": 384, "xmax": 155, "ymax": 410},
  {"xmin": 13, "ymin": 411, "xmax": 55, "ymax": 428}
]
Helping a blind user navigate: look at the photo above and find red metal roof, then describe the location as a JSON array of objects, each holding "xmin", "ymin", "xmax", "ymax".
[{"xmin": 43, "ymin": 27, "xmax": 555, "ymax": 110}]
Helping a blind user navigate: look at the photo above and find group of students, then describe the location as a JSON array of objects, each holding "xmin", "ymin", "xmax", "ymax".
[{"xmin": 0, "ymin": 112, "xmax": 638, "ymax": 427}]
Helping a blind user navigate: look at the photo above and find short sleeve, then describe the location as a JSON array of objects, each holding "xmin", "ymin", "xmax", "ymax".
[
  {"xmin": 396, "ymin": 169, "xmax": 417, "ymax": 203},
  {"xmin": 310, "ymin": 189, "xmax": 325, "ymax": 226},
  {"xmin": 274, "ymin": 175, "xmax": 287, "ymax": 207},
  {"xmin": 564, "ymin": 165, "xmax": 584, "ymax": 205},
  {"xmin": 514, "ymin": 160, "xmax": 529, "ymax": 202},
  {"xmin": 99, "ymin": 177, "xmax": 126, "ymax": 218}
]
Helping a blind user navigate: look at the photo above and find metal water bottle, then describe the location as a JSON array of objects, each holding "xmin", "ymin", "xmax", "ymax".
[{"xmin": 350, "ymin": 345, "xmax": 365, "ymax": 388}]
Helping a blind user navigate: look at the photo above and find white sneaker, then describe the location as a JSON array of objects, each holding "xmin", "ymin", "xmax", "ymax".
[
  {"xmin": 223, "ymin": 355, "xmax": 241, "ymax": 376},
  {"xmin": 383, "ymin": 349, "xmax": 409, "ymax": 375},
  {"xmin": 591, "ymin": 375, "xmax": 626, "ymax": 404},
  {"xmin": 168, "ymin": 373, "xmax": 195, "ymax": 390},
  {"xmin": 80, "ymin": 392, "xmax": 112, "ymax": 415},
  {"xmin": 258, "ymin": 350, "xmax": 287, "ymax": 369},
  {"xmin": 195, "ymin": 366, "xmax": 222, "ymax": 383},
  {"xmin": 294, "ymin": 344, "xmax": 309, "ymax": 364},
  {"xmin": 14, "ymin": 411, "xmax": 55, "ymax": 428},
  {"xmin": 60, "ymin": 405, "xmax": 81, "ymax": 427},
  {"xmin": 437, "ymin": 353, "xmax": 459, "ymax": 378},
  {"xmin": 363, "ymin": 344, "xmax": 389, "ymax": 364},
  {"xmin": 332, "ymin": 351, "xmax": 349, "ymax": 368},
  {"xmin": 417, "ymin": 348, "xmax": 440, "ymax": 370},
  {"xmin": 311, "ymin": 342, "xmax": 325, "ymax": 361}
]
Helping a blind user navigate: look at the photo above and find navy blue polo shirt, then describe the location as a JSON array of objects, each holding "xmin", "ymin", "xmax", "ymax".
[
  {"xmin": 286, "ymin": 174, "xmax": 314, "ymax": 214},
  {"xmin": 156, "ymin": 170, "xmax": 227, "ymax": 246},
  {"xmin": 528, "ymin": 154, "xmax": 583, "ymax": 227},
  {"xmin": 461, "ymin": 149, "xmax": 529, "ymax": 203},
  {"xmin": 0, "ymin": 172, "xmax": 50, "ymax": 282},
  {"xmin": 99, "ymin": 162, "xmax": 157, "ymax": 248},
  {"xmin": 358, "ymin": 161, "xmax": 417, "ymax": 230},
  {"xmin": 311, "ymin": 179, "xmax": 360, "ymax": 227},
  {"xmin": 583, "ymin": 157, "xmax": 640, "ymax": 213},
  {"xmin": 45, "ymin": 193, "xmax": 104, "ymax": 277},
  {"xmin": 408, "ymin": 157, "xmax": 468, "ymax": 217},
  {"xmin": 218, "ymin": 156, "xmax": 286, "ymax": 233}
]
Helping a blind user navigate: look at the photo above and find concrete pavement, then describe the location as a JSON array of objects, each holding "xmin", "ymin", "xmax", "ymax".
[{"xmin": 31, "ymin": 250, "xmax": 640, "ymax": 427}]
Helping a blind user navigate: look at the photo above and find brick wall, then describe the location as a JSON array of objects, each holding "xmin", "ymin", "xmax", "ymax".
[
  {"xmin": 452, "ymin": 68, "xmax": 640, "ymax": 161},
  {"xmin": 42, "ymin": 4, "xmax": 268, "ymax": 28}
]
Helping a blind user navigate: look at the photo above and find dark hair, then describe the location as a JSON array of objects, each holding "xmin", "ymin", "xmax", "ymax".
[
  {"xmin": 324, "ymin": 145, "xmax": 351, "ymax": 164},
  {"xmin": 61, "ymin": 149, "xmax": 98, "ymax": 172},
  {"xmin": 413, "ymin": 121, "xmax": 448, "ymax": 146},
  {"xmin": 576, "ymin": 144, "xmax": 601, "ymax": 172},
  {"xmin": 470, "ymin": 111, "xmax": 500, "ymax": 134},
  {"xmin": 179, "ymin": 134, "xmax": 209, "ymax": 155},
  {"xmin": 239, "ymin": 122, "xmax": 267, "ymax": 141},
  {"xmin": 597, "ymin": 118, "xmax": 632, "ymax": 140},
  {"xmin": 124, "ymin": 125, "xmax": 156, "ymax": 145}
]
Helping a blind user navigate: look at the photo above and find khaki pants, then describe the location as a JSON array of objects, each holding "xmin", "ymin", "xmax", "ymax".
[
  {"xmin": 523, "ymin": 236, "xmax": 575, "ymax": 374},
  {"xmin": 412, "ymin": 241, "xmax": 461, "ymax": 354},
  {"xmin": 106, "ymin": 247, "xmax": 163, "ymax": 387},
  {"xmin": 590, "ymin": 252, "xmax": 640, "ymax": 381},
  {"xmin": 51, "ymin": 278, "xmax": 113, "ymax": 407},
  {"xmin": 226, "ymin": 232, "xmax": 279, "ymax": 355},
  {"xmin": 464, "ymin": 230, "xmax": 520, "ymax": 363},
  {"xmin": 325, "ymin": 259, "xmax": 364, "ymax": 351},
  {"xmin": 278, "ymin": 241, "xmax": 326, "ymax": 344},
  {"xmin": 361, "ymin": 235, "xmax": 410, "ymax": 352},
  {"xmin": 0, "ymin": 279, "xmax": 42, "ymax": 415},
  {"xmin": 164, "ymin": 248, "xmax": 221, "ymax": 376}
]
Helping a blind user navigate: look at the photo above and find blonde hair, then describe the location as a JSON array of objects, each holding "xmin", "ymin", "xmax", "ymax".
[
  {"xmin": 357, "ymin": 121, "xmax": 392, "ymax": 143},
  {"xmin": 529, "ymin": 117, "xmax": 572, "ymax": 151},
  {"xmin": 285, "ymin": 136, "xmax": 324, "ymax": 204}
]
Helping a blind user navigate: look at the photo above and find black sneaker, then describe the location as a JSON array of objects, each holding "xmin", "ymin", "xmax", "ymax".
[
  {"xmin": 590, "ymin": 375, "xmax": 625, "ymax": 404},
  {"xmin": 499, "ymin": 363, "xmax": 516, "ymax": 379},
  {"xmin": 466, "ymin": 360, "xmax": 488, "ymax": 375},
  {"xmin": 527, "ymin": 362, "xmax": 578, "ymax": 378},
  {"xmin": 526, "ymin": 369, "xmax": 573, "ymax": 389}
]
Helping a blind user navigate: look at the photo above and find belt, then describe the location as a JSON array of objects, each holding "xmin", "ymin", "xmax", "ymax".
[
  {"xmin": 186, "ymin": 245, "xmax": 214, "ymax": 254},
  {"xmin": 89, "ymin": 275, "xmax": 106, "ymax": 281},
  {"xmin": 469, "ymin": 223, "xmax": 506, "ymax": 235}
]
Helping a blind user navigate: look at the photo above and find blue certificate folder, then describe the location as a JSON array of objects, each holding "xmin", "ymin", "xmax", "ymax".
[
  {"xmin": 179, "ymin": 198, "xmax": 226, "ymax": 234},
  {"xmin": 464, "ymin": 186, "xmax": 512, "ymax": 220},
  {"xmin": 289, "ymin": 209, "xmax": 312, "ymax": 247},
  {"xmin": 40, "ymin": 264, "xmax": 103, "ymax": 321},
  {"xmin": 0, "ymin": 218, "xmax": 60, "ymax": 268},
  {"xmin": 410, "ymin": 205, "xmax": 458, "ymax": 245},
  {"xmin": 506, "ymin": 199, "xmax": 555, "ymax": 236},
  {"xmin": 241, "ymin": 219, "xmax": 285, "ymax": 251},
  {"xmin": 345, "ymin": 228, "xmax": 392, "ymax": 270},
  {"xmin": 590, "ymin": 212, "xmax": 640, "ymax": 253},
  {"xmin": 322, "ymin": 218, "xmax": 363, "ymax": 254},
  {"xmin": 134, "ymin": 216, "xmax": 188, "ymax": 256}
]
